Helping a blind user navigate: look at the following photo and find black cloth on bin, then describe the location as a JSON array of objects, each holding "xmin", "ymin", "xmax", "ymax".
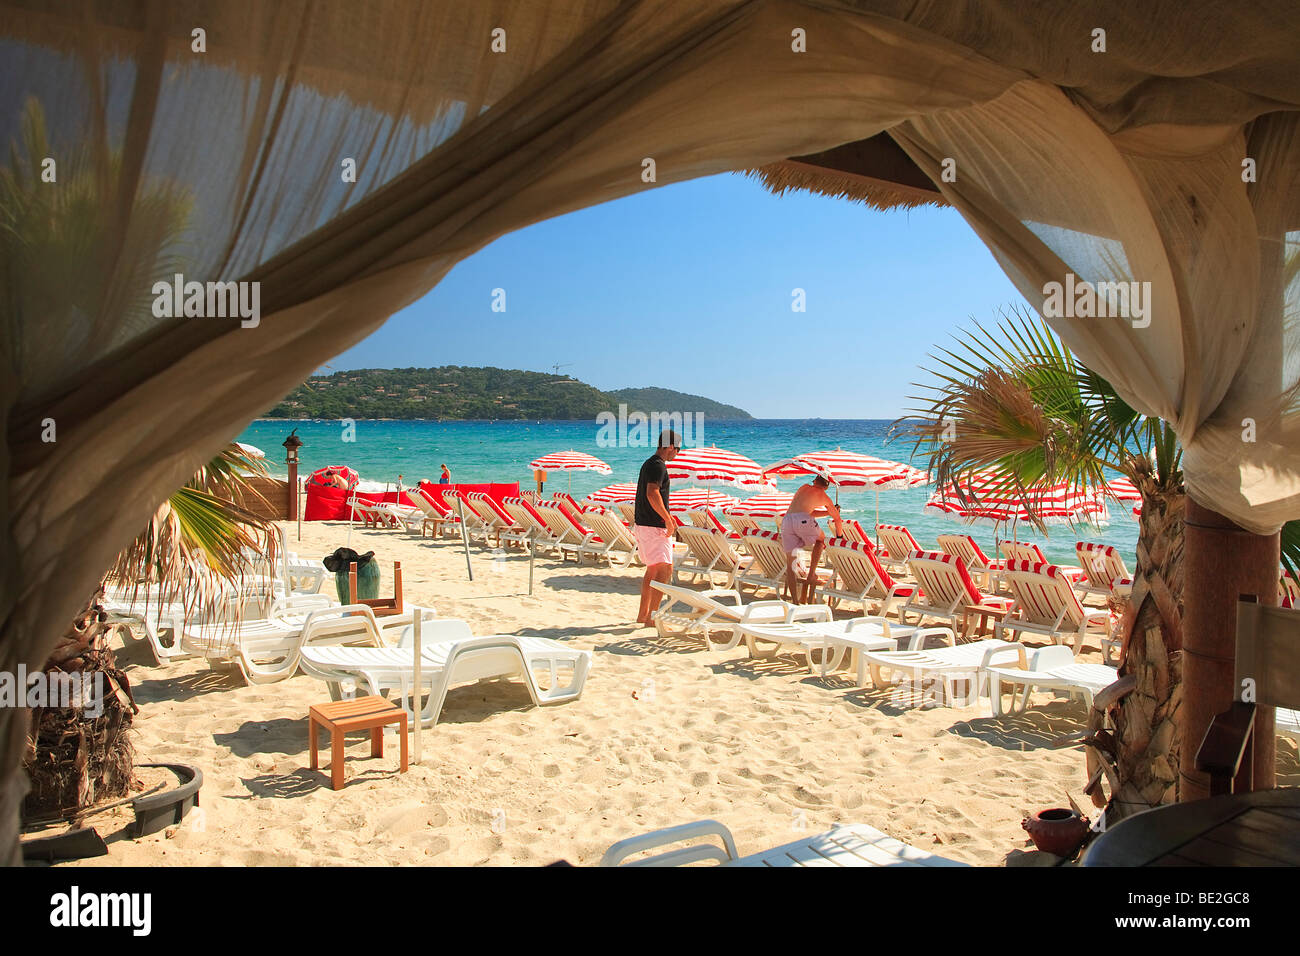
[{"xmin": 322, "ymin": 548, "xmax": 376, "ymax": 572}]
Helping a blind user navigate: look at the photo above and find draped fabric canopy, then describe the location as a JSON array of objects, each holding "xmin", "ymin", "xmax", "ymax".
[{"xmin": 3, "ymin": 0, "xmax": 1299, "ymax": 861}]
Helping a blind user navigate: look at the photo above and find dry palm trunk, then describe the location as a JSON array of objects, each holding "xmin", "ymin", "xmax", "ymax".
[
  {"xmin": 1104, "ymin": 477, "xmax": 1186, "ymax": 821},
  {"xmin": 21, "ymin": 590, "xmax": 139, "ymax": 821}
]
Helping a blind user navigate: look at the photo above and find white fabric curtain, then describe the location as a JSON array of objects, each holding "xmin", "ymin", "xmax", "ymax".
[{"xmin": 2, "ymin": 0, "xmax": 1298, "ymax": 860}]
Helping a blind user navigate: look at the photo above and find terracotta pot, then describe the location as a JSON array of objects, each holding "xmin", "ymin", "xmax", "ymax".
[{"xmin": 1022, "ymin": 808, "xmax": 1089, "ymax": 856}]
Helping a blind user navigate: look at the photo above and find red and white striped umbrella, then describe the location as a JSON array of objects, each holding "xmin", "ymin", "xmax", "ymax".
[
  {"xmin": 585, "ymin": 482, "xmax": 639, "ymax": 505},
  {"xmin": 765, "ymin": 449, "xmax": 928, "ymax": 488},
  {"xmin": 924, "ymin": 473, "xmax": 1110, "ymax": 527},
  {"xmin": 528, "ymin": 450, "xmax": 612, "ymax": 475},
  {"xmin": 1105, "ymin": 476, "xmax": 1143, "ymax": 521},
  {"xmin": 666, "ymin": 446, "xmax": 773, "ymax": 489},
  {"xmin": 668, "ymin": 487, "xmax": 740, "ymax": 514},
  {"xmin": 1105, "ymin": 477, "xmax": 1142, "ymax": 501},
  {"xmin": 725, "ymin": 492, "xmax": 794, "ymax": 518}
]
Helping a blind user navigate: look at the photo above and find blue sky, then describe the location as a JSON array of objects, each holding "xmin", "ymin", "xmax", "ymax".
[{"xmin": 324, "ymin": 173, "xmax": 1029, "ymax": 419}]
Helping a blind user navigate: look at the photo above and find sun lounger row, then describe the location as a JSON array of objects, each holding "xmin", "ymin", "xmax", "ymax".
[{"xmin": 651, "ymin": 562, "xmax": 1119, "ymax": 708}]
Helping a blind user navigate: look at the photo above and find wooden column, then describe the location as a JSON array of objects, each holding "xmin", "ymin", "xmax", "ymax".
[
  {"xmin": 286, "ymin": 455, "xmax": 299, "ymax": 521},
  {"xmin": 1180, "ymin": 500, "xmax": 1279, "ymax": 801}
]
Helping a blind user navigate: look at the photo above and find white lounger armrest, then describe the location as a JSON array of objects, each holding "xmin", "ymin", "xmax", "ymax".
[
  {"xmin": 599, "ymin": 819, "xmax": 739, "ymax": 867},
  {"xmin": 786, "ymin": 603, "xmax": 832, "ymax": 623},
  {"xmin": 701, "ymin": 589, "xmax": 743, "ymax": 605},
  {"xmin": 739, "ymin": 600, "xmax": 792, "ymax": 622},
  {"xmin": 902, "ymin": 626, "xmax": 957, "ymax": 651}
]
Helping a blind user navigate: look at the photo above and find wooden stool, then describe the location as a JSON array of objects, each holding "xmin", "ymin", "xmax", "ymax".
[{"xmin": 308, "ymin": 696, "xmax": 409, "ymax": 791}]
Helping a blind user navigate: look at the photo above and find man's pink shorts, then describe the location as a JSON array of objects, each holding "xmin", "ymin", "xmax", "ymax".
[
  {"xmin": 780, "ymin": 512, "xmax": 822, "ymax": 553},
  {"xmin": 634, "ymin": 525, "xmax": 674, "ymax": 566}
]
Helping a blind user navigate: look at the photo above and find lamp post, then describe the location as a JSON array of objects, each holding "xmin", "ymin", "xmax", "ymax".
[{"xmin": 283, "ymin": 429, "xmax": 303, "ymax": 522}]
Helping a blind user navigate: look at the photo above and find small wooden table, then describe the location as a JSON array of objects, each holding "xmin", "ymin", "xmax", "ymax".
[
  {"xmin": 309, "ymin": 696, "xmax": 409, "ymax": 791},
  {"xmin": 963, "ymin": 598, "xmax": 1013, "ymax": 639},
  {"xmin": 1082, "ymin": 788, "xmax": 1300, "ymax": 866}
]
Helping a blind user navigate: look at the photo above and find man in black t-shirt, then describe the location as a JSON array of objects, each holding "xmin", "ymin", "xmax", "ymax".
[{"xmin": 634, "ymin": 430, "xmax": 682, "ymax": 625}]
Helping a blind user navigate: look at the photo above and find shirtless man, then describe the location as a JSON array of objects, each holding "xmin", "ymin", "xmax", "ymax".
[{"xmin": 779, "ymin": 475, "xmax": 844, "ymax": 603}]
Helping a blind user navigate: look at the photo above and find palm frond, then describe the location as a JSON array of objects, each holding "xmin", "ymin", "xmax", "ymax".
[{"xmin": 1282, "ymin": 520, "xmax": 1300, "ymax": 580}]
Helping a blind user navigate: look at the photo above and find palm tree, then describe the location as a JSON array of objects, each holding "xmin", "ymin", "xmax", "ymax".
[
  {"xmin": 900, "ymin": 306, "xmax": 1186, "ymax": 819},
  {"xmin": 23, "ymin": 444, "xmax": 277, "ymax": 819}
]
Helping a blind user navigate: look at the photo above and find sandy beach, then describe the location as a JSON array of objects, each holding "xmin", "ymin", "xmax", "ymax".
[{"xmin": 76, "ymin": 519, "xmax": 1299, "ymax": 867}]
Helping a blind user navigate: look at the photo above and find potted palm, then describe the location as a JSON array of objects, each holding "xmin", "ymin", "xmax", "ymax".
[{"xmin": 22, "ymin": 443, "xmax": 278, "ymax": 847}]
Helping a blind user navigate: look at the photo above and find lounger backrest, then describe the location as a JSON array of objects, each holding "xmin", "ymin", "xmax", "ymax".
[
  {"xmin": 877, "ymin": 524, "xmax": 920, "ymax": 558},
  {"xmin": 741, "ymin": 530, "xmax": 788, "ymax": 578},
  {"xmin": 723, "ymin": 511, "xmax": 762, "ymax": 535},
  {"xmin": 615, "ymin": 502, "xmax": 636, "ymax": 525},
  {"xmin": 468, "ymin": 492, "xmax": 515, "ymax": 528},
  {"xmin": 298, "ymin": 604, "xmax": 383, "ymax": 645},
  {"xmin": 824, "ymin": 538, "xmax": 892, "ymax": 597},
  {"xmin": 1001, "ymin": 559, "xmax": 1087, "ymax": 628},
  {"xmin": 585, "ymin": 512, "xmax": 632, "ymax": 549},
  {"xmin": 677, "ymin": 526, "xmax": 736, "ymax": 569},
  {"xmin": 905, "ymin": 550, "xmax": 982, "ymax": 608},
  {"xmin": 651, "ymin": 581, "xmax": 742, "ymax": 621},
  {"xmin": 443, "ymin": 489, "xmax": 482, "ymax": 521},
  {"xmin": 702, "ymin": 509, "xmax": 733, "ymax": 536},
  {"xmin": 502, "ymin": 496, "xmax": 552, "ymax": 536},
  {"xmin": 1075, "ymin": 542, "xmax": 1128, "ymax": 589},
  {"xmin": 542, "ymin": 500, "xmax": 598, "ymax": 541},
  {"xmin": 999, "ymin": 540, "xmax": 1047, "ymax": 564},
  {"xmin": 839, "ymin": 519, "xmax": 871, "ymax": 546},
  {"xmin": 533, "ymin": 501, "xmax": 579, "ymax": 540},
  {"xmin": 552, "ymin": 492, "xmax": 583, "ymax": 512},
  {"xmin": 937, "ymin": 534, "xmax": 992, "ymax": 571},
  {"xmin": 413, "ymin": 488, "xmax": 451, "ymax": 518}
]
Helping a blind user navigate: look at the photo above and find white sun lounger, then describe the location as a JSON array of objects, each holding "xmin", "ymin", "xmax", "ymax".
[
  {"xmin": 860, "ymin": 637, "xmax": 1022, "ymax": 706},
  {"xmin": 649, "ymin": 581, "xmax": 794, "ymax": 651},
  {"xmin": 816, "ymin": 539, "xmax": 918, "ymax": 617},
  {"xmin": 738, "ymin": 529, "xmax": 831, "ymax": 597},
  {"xmin": 674, "ymin": 526, "xmax": 752, "ymax": 589},
  {"xmin": 984, "ymin": 644, "xmax": 1119, "ymax": 715},
  {"xmin": 600, "ymin": 819, "xmax": 968, "ymax": 867},
  {"xmin": 1074, "ymin": 541, "xmax": 1134, "ymax": 603},
  {"xmin": 181, "ymin": 602, "xmax": 384, "ymax": 684},
  {"xmin": 737, "ymin": 611, "xmax": 956, "ymax": 687},
  {"xmin": 995, "ymin": 559, "xmax": 1114, "ymax": 658},
  {"xmin": 298, "ymin": 619, "xmax": 591, "ymax": 728},
  {"xmin": 581, "ymin": 510, "xmax": 641, "ymax": 567},
  {"xmin": 104, "ymin": 580, "xmax": 285, "ymax": 665},
  {"xmin": 502, "ymin": 497, "xmax": 564, "ymax": 553}
]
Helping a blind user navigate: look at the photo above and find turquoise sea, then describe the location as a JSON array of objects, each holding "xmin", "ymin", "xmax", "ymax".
[{"xmin": 237, "ymin": 418, "xmax": 1138, "ymax": 566}]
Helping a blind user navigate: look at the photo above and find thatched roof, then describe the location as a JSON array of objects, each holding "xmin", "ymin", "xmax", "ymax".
[
  {"xmin": 745, "ymin": 159, "xmax": 949, "ymax": 211},
  {"xmin": 744, "ymin": 133, "xmax": 949, "ymax": 211}
]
